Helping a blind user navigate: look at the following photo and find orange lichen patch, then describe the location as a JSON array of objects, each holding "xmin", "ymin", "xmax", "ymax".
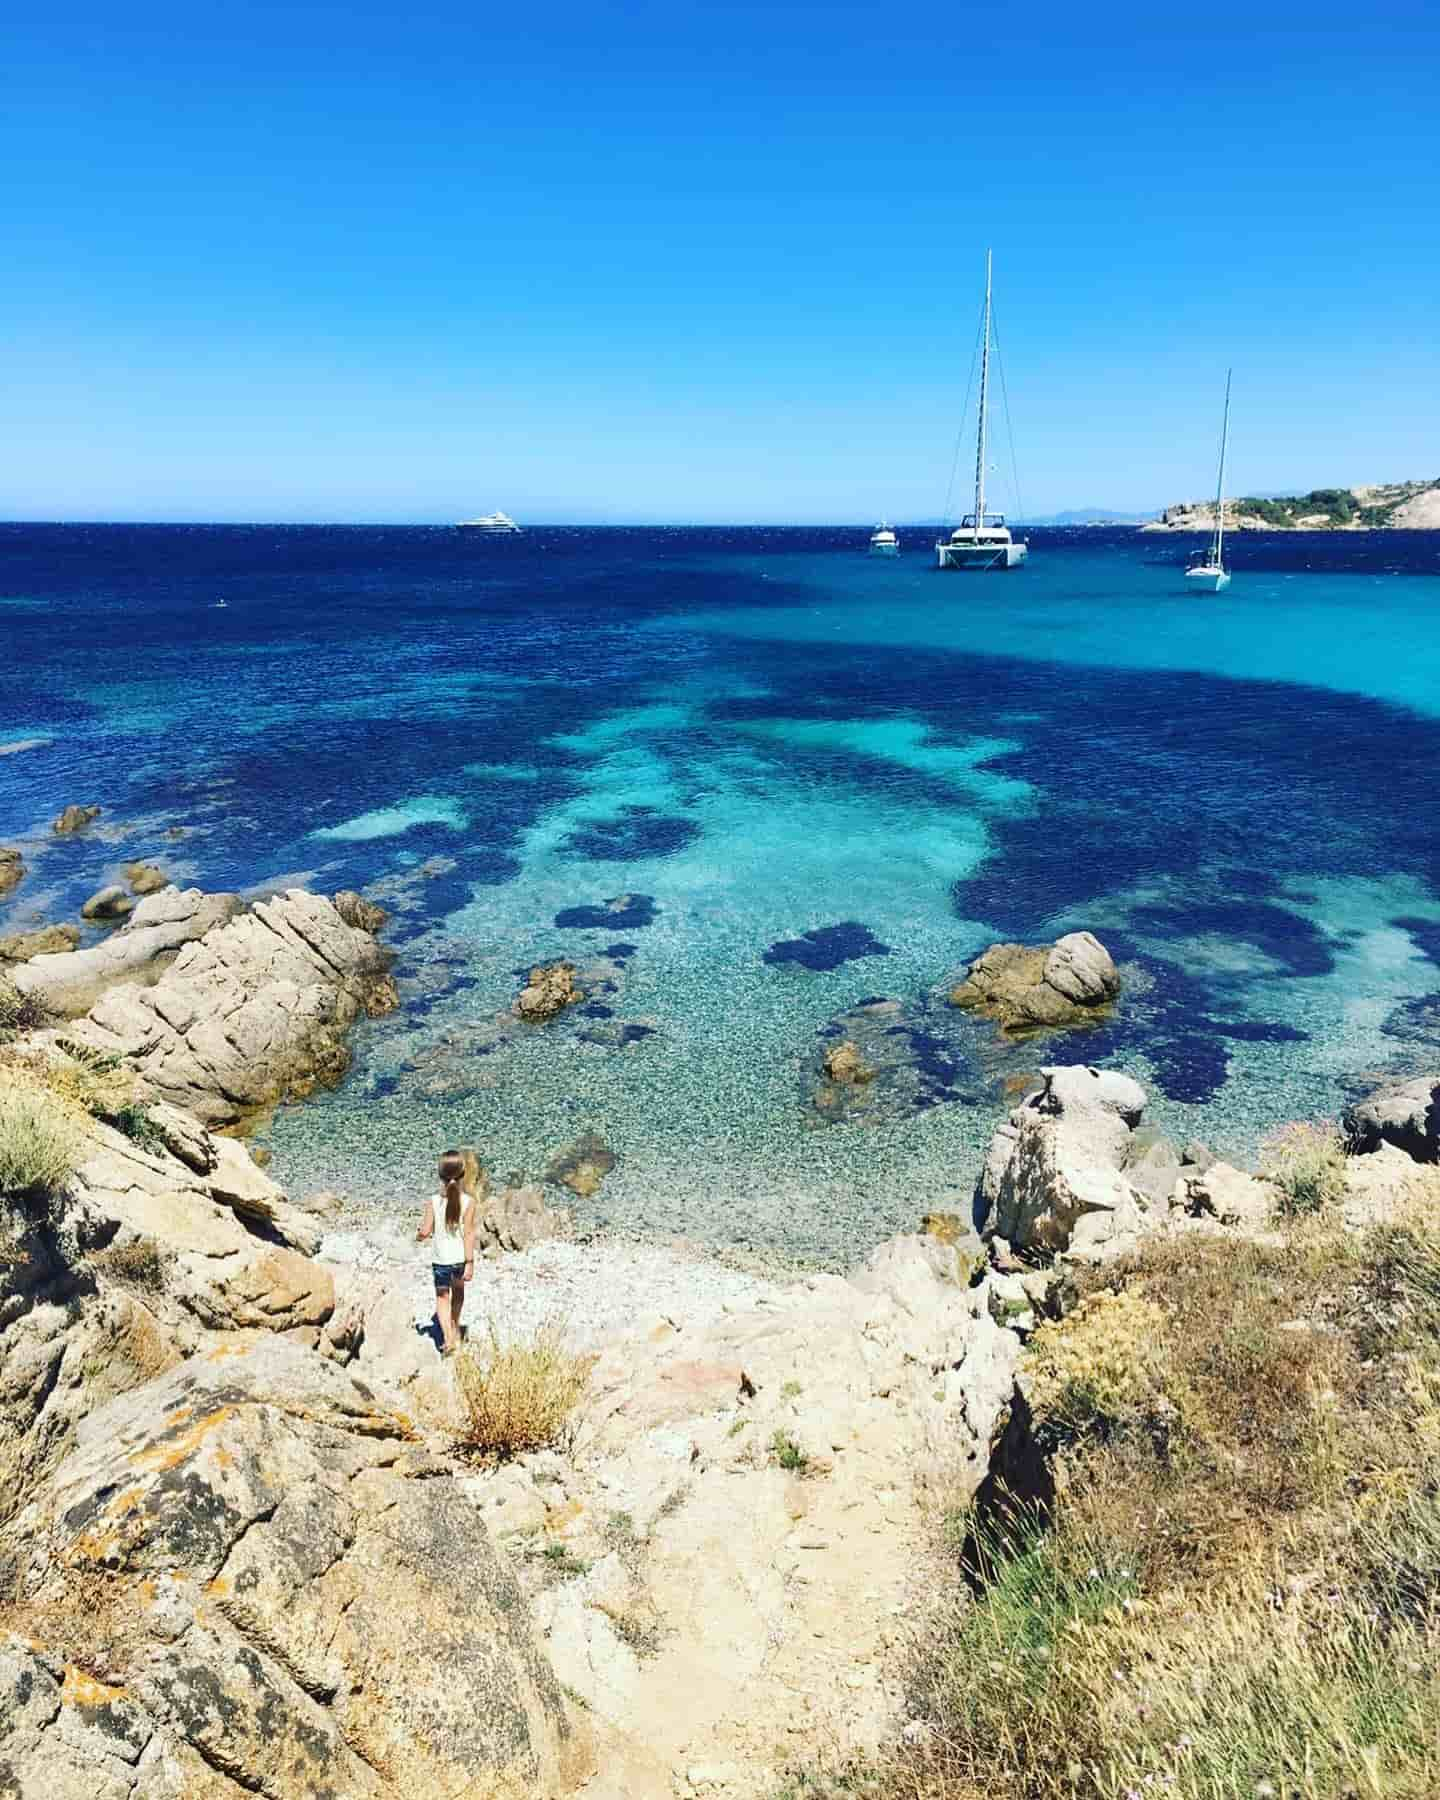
[
  {"xmin": 204, "ymin": 1573, "xmax": 233, "ymax": 1600},
  {"xmin": 138, "ymin": 1580, "xmax": 157, "ymax": 1602},
  {"xmin": 131, "ymin": 1406, "xmax": 234, "ymax": 1474},
  {"xmin": 67, "ymin": 1527, "xmax": 128, "ymax": 1564},
  {"xmin": 213, "ymin": 1447, "xmax": 234, "ymax": 1470},
  {"xmin": 544, "ymin": 1498, "xmax": 585, "ymax": 1537},
  {"xmin": 62, "ymin": 1665, "xmax": 129, "ymax": 1708},
  {"xmin": 204, "ymin": 1341, "xmax": 253, "ymax": 1361},
  {"xmin": 162, "ymin": 1406, "xmax": 194, "ymax": 1432}
]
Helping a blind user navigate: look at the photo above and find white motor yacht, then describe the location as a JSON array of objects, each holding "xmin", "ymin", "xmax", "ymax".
[
  {"xmin": 456, "ymin": 511, "xmax": 522, "ymax": 533},
  {"xmin": 869, "ymin": 521, "xmax": 899, "ymax": 556},
  {"xmin": 936, "ymin": 252, "xmax": 1028, "ymax": 572},
  {"xmin": 1184, "ymin": 371, "xmax": 1233, "ymax": 594}
]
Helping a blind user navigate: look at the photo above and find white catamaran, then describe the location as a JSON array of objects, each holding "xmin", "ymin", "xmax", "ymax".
[
  {"xmin": 936, "ymin": 251, "xmax": 1027, "ymax": 571},
  {"xmin": 1185, "ymin": 371, "xmax": 1232, "ymax": 593}
]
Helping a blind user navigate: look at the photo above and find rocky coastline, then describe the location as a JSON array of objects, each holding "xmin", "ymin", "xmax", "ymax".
[{"xmin": 2, "ymin": 839, "xmax": 1438, "ymax": 1796}]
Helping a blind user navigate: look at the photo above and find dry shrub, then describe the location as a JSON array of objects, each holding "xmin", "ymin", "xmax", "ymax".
[
  {"xmin": 1024, "ymin": 1290, "xmax": 1174, "ymax": 1450},
  {"xmin": 1262, "ymin": 1118, "xmax": 1349, "ymax": 1214},
  {"xmin": 452, "ymin": 1322, "xmax": 592, "ymax": 1459},
  {"xmin": 0, "ymin": 975, "xmax": 47, "ymax": 1040},
  {"xmin": 0, "ymin": 1064, "xmax": 85, "ymax": 1196},
  {"xmin": 89, "ymin": 1234, "xmax": 170, "ymax": 1293}
]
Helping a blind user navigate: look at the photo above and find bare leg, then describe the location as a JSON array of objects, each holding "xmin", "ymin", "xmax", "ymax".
[
  {"xmin": 436, "ymin": 1284, "xmax": 457, "ymax": 1354},
  {"xmin": 451, "ymin": 1275, "xmax": 467, "ymax": 1341}
]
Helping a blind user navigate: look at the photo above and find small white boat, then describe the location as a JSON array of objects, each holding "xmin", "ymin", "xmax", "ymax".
[
  {"xmin": 869, "ymin": 522, "xmax": 899, "ymax": 557},
  {"xmin": 937, "ymin": 251, "xmax": 1028, "ymax": 573},
  {"xmin": 1185, "ymin": 372, "xmax": 1232, "ymax": 594},
  {"xmin": 456, "ymin": 511, "xmax": 522, "ymax": 533}
]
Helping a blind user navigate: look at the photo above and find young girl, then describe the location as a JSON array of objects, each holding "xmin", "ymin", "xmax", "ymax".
[{"xmin": 416, "ymin": 1150, "xmax": 477, "ymax": 1356}]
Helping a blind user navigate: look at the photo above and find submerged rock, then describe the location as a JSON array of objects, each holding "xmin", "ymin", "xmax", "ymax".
[
  {"xmin": 765, "ymin": 920, "xmax": 892, "ymax": 972},
  {"xmin": 808, "ymin": 995, "xmax": 976, "ymax": 1126},
  {"xmin": 517, "ymin": 959, "xmax": 584, "ymax": 1022},
  {"xmin": 544, "ymin": 1131, "xmax": 616, "ymax": 1198},
  {"xmin": 80, "ymin": 883, "xmax": 134, "ymax": 922},
  {"xmin": 823, "ymin": 1040, "xmax": 875, "ymax": 1085},
  {"xmin": 0, "ymin": 846, "xmax": 22, "ymax": 896},
  {"xmin": 949, "ymin": 930, "xmax": 1120, "ymax": 1035},
  {"xmin": 1344, "ymin": 1074, "xmax": 1440, "ymax": 1163},
  {"xmin": 554, "ymin": 892, "xmax": 658, "ymax": 930},
  {"xmin": 52, "ymin": 803, "xmax": 101, "ymax": 835},
  {"xmin": 122, "ymin": 860, "xmax": 170, "ymax": 896}
]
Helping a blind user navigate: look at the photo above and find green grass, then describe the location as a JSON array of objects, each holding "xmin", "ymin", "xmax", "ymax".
[{"xmin": 769, "ymin": 1430, "xmax": 809, "ymax": 1473}]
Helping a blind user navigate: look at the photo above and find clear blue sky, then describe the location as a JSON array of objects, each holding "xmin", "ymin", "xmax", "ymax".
[{"xmin": 5, "ymin": 0, "xmax": 1437, "ymax": 523}]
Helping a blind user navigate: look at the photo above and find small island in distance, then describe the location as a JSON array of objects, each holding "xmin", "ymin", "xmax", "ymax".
[{"xmin": 1144, "ymin": 475, "xmax": 1440, "ymax": 531}]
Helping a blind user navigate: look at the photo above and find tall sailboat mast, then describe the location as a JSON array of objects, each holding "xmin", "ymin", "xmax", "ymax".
[
  {"xmin": 974, "ymin": 248, "xmax": 993, "ymax": 525},
  {"xmin": 1213, "ymin": 367, "xmax": 1232, "ymax": 567}
]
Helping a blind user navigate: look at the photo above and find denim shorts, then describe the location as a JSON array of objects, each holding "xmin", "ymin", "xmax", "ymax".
[{"xmin": 432, "ymin": 1261, "xmax": 466, "ymax": 1292}]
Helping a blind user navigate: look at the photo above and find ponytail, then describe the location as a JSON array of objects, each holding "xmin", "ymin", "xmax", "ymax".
[{"xmin": 438, "ymin": 1150, "xmax": 466, "ymax": 1232}]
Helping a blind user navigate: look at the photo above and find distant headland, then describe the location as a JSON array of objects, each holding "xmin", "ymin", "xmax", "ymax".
[{"xmin": 1144, "ymin": 476, "xmax": 1440, "ymax": 531}]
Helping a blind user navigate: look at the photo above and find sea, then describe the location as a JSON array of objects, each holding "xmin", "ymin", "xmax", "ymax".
[{"xmin": 3, "ymin": 523, "xmax": 1439, "ymax": 1262}]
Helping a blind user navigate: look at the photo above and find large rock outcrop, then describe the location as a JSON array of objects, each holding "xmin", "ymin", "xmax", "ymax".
[
  {"xmin": 1344, "ymin": 1074, "xmax": 1439, "ymax": 1164},
  {"xmin": 975, "ymin": 1064, "xmax": 1272, "ymax": 1259},
  {"xmin": 0, "ymin": 847, "xmax": 23, "ymax": 897},
  {"xmin": 949, "ymin": 930, "xmax": 1120, "ymax": 1034},
  {"xmin": 0, "ymin": 1339, "xmax": 591, "ymax": 1800},
  {"xmin": 55, "ymin": 889, "xmax": 397, "ymax": 1128},
  {"xmin": 1, "ymin": 1091, "xmax": 332, "ymax": 1528},
  {"xmin": 13, "ymin": 886, "xmax": 241, "ymax": 1016}
]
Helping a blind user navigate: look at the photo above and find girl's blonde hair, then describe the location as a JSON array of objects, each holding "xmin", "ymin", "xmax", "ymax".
[{"xmin": 438, "ymin": 1150, "xmax": 466, "ymax": 1232}]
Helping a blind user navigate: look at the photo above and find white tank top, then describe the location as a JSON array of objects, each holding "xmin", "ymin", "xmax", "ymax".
[{"xmin": 430, "ymin": 1193, "xmax": 469, "ymax": 1264}]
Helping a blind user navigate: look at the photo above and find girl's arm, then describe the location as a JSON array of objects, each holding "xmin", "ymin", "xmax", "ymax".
[
  {"xmin": 416, "ymin": 1198, "xmax": 434, "ymax": 1243},
  {"xmin": 463, "ymin": 1198, "xmax": 477, "ymax": 1277}
]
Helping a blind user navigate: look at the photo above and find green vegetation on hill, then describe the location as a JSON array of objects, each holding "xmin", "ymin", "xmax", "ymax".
[{"xmin": 1238, "ymin": 487, "xmax": 1393, "ymax": 528}]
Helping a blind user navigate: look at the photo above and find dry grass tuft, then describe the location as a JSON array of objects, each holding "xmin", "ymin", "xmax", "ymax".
[
  {"xmin": 1261, "ymin": 1117, "xmax": 1349, "ymax": 1214},
  {"xmin": 452, "ymin": 1321, "xmax": 592, "ymax": 1460},
  {"xmin": 0, "ymin": 1063, "xmax": 86, "ymax": 1197}
]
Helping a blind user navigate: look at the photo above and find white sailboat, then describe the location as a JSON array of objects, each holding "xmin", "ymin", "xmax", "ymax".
[
  {"xmin": 869, "ymin": 521, "xmax": 899, "ymax": 556},
  {"xmin": 1185, "ymin": 372, "xmax": 1232, "ymax": 593},
  {"xmin": 936, "ymin": 251, "xmax": 1027, "ymax": 572}
]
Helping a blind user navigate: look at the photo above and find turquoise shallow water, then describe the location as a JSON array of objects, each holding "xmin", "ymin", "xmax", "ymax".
[{"xmin": 3, "ymin": 524, "xmax": 1438, "ymax": 1260}]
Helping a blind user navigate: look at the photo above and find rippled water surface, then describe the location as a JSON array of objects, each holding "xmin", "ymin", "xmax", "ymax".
[{"xmin": 4, "ymin": 523, "xmax": 1439, "ymax": 1258}]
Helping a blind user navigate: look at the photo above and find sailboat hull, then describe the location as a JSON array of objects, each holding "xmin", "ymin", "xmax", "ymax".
[
  {"xmin": 1184, "ymin": 566, "xmax": 1230, "ymax": 593},
  {"xmin": 936, "ymin": 541, "xmax": 1028, "ymax": 570}
]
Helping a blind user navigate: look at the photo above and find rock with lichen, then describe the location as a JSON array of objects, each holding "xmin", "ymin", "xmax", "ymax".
[{"xmin": 949, "ymin": 931, "xmax": 1120, "ymax": 1035}]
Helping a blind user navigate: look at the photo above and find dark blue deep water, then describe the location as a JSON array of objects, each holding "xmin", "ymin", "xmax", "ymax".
[{"xmin": 3, "ymin": 523, "xmax": 1439, "ymax": 1256}]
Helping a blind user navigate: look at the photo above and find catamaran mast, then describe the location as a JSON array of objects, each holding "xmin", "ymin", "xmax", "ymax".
[
  {"xmin": 1213, "ymin": 367, "xmax": 1232, "ymax": 567},
  {"xmin": 974, "ymin": 249, "xmax": 992, "ymax": 526}
]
